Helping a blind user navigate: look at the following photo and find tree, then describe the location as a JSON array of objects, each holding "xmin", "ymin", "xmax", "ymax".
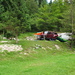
[
  {"xmin": 69, "ymin": 0, "xmax": 75, "ymax": 47},
  {"xmin": 26, "ymin": 0, "xmax": 38, "ymax": 14}
]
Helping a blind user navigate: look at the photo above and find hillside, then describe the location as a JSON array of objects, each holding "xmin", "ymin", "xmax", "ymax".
[{"xmin": 0, "ymin": 33, "xmax": 75, "ymax": 75}]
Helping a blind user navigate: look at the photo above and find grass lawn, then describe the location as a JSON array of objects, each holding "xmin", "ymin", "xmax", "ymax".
[
  {"xmin": 0, "ymin": 33, "xmax": 75, "ymax": 75},
  {"xmin": 0, "ymin": 53, "xmax": 75, "ymax": 75}
]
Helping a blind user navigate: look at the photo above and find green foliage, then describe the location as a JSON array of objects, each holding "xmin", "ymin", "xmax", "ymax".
[
  {"xmin": 32, "ymin": 2, "xmax": 66, "ymax": 31},
  {"xmin": 0, "ymin": 0, "xmax": 68, "ymax": 33},
  {"xmin": 26, "ymin": 0, "xmax": 38, "ymax": 14},
  {"xmin": 0, "ymin": 0, "xmax": 75, "ymax": 46},
  {"xmin": 0, "ymin": 0, "xmax": 72, "ymax": 33},
  {"xmin": 0, "ymin": 5, "xmax": 4, "ymax": 14}
]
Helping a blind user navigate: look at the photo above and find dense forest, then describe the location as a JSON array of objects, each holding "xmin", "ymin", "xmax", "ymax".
[{"xmin": 0, "ymin": 0, "xmax": 75, "ymax": 45}]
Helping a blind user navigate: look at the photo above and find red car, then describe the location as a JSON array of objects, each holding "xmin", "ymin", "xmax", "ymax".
[{"xmin": 36, "ymin": 31, "xmax": 58, "ymax": 40}]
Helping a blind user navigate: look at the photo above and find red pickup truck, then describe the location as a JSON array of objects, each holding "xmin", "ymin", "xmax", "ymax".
[{"xmin": 35, "ymin": 31, "xmax": 58, "ymax": 40}]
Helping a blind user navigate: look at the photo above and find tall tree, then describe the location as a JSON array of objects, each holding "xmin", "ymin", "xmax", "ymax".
[{"xmin": 70, "ymin": 0, "xmax": 75, "ymax": 47}]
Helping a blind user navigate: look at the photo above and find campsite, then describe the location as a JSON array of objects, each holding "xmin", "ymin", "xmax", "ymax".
[{"xmin": 0, "ymin": 0, "xmax": 75, "ymax": 75}]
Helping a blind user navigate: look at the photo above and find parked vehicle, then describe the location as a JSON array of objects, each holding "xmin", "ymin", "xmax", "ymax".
[{"xmin": 35, "ymin": 31, "xmax": 58, "ymax": 40}]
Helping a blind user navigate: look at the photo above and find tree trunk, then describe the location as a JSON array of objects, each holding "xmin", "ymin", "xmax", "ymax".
[{"xmin": 15, "ymin": 35, "xmax": 18, "ymax": 43}]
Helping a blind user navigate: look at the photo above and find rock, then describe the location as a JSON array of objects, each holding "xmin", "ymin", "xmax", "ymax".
[
  {"xmin": 0, "ymin": 44, "xmax": 23, "ymax": 52},
  {"xmin": 24, "ymin": 53, "xmax": 28, "ymax": 55},
  {"xmin": 47, "ymin": 47, "xmax": 52, "ymax": 49},
  {"xmin": 55, "ymin": 45, "xmax": 60, "ymax": 49},
  {"xmin": 42, "ymin": 47, "xmax": 46, "ymax": 50}
]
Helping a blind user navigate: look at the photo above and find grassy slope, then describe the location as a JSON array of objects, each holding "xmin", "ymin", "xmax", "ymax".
[
  {"xmin": 0, "ymin": 33, "xmax": 75, "ymax": 75},
  {"xmin": 1, "ymin": 54, "xmax": 75, "ymax": 75}
]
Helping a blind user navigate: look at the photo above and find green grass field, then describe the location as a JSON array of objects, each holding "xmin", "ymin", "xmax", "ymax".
[
  {"xmin": 0, "ymin": 52, "xmax": 75, "ymax": 75},
  {"xmin": 0, "ymin": 33, "xmax": 75, "ymax": 75}
]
